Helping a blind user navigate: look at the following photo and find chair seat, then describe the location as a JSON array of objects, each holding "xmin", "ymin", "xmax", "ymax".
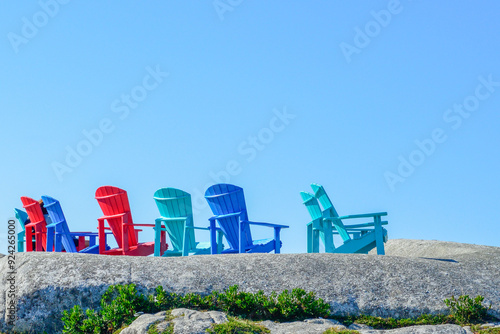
[{"xmin": 251, "ymin": 238, "xmax": 274, "ymax": 246}]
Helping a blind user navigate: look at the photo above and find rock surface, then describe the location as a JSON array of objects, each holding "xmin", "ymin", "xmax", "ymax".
[
  {"xmin": 171, "ymin": 308, "xmax": 227, "ymax": 334},
  {"xmin": 261, "ymin": 318, "xmax": 346, "ymax": 333},
  {"xmin": 1, "ymin": 239, "xmax": 499, "ymax": 333},
  {"xmin": 117, "ymin": 310, "xmax": 478, "ymax": 334},
  {"xmin": 121, "ymin": 311, "xmax": 167, "ymax": 334}
]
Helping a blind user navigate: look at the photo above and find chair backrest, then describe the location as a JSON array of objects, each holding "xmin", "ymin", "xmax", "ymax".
[
  {"xmin": 14, "ymin": 209, "xmax": 29, "ymax": 231},
  {"xmin": 205, "ymin": 184, "xmax": 252, "ymax": 251},
  {"xmin": 41, "ymin": 195, "xmax": 77, "ymax": 253},
  {"xmin": 310, "ymin": 183, "xmax": 340, "ymax": 218},
  {"xmin": 21, "ymin": 196, "xmax": 46, "ymax": 224},
  {"xmin": 310, "ymin": 183, "xmax": 350, "ymax": 242},
  {"xmin": 95, "ymin": 186, "xmax": 132, "ymax": 216},
  {"xmin": 95, "ymin": 186, "xmax": 138, "ymax": 247},
  {"xmin": 154, "ymin": 188, "xmax": 192, "ymax": 218},
  {"xmin": 154, "ymin": 187, "xmax": 195, "ymax": 252}
]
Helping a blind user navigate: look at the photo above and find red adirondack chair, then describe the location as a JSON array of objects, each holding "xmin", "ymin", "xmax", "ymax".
[
  {"xmin": 21, "ymin": 196, "xmax": 48, "ymax": 252},
  {"xmin": 95, "ymin": 186, "xmax": 167, "ymax": 256}
]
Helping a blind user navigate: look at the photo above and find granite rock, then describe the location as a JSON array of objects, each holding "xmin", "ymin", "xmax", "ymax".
[
  {"xmin": 171, "ymin": 308, "xmax": 227, "ymax": 334},
  {"xmin": 120, "ymin": 311, "xmax": 167, "ymax": 334},
  {"xmin": 261, "ymin": 318, "xmax": 345, "ymax": 333},
  {"xmin": 1, "ymin": 239, "xmax": 499, "ymax": 333}
]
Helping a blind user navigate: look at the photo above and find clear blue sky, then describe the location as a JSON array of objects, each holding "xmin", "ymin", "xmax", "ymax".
[{"xmin": 1, "ymin": 1, "xmax": 500, "ymax": 254}]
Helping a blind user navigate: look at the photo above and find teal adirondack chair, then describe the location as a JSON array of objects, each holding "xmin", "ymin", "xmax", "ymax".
[
  {"xmin": 14, "ymin": 209, "xmax": 30, "ymax": 252},
  {"xmin": 153, "ymin": 187, "xmax": 223, "ymax": 256},
  {"xmin": 301, "ymin": 183, "xmax": 388, "ymax": 255}
]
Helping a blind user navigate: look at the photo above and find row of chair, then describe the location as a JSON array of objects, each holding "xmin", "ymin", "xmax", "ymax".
[{"xmin": 15, "ymin": 183, "xmax": 388, "ymax": 256}]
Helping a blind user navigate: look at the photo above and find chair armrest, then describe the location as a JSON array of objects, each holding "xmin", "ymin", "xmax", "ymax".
[
  {"xmin": 98, "ymin": 213, "xmax": 127, "ymax": 220},
  {"xmin": 185, "ymin": 226, "xmax": 210, "ymax": 230},
  {"xmin": 155, "ymin": 217, "xmax": 187, "ymax": 222},
  {"xmin": 45, "ymin": 222, "xmax": 62, "ymax": 228},
  {"xmin": 127, "ymin": 223, "xmax": 155, "ymax": 227},
  {"xmin": 210, "ymin": 212, "xmax": 241, "ymax": 219},
  {"xmin": 325, "ymin": 212, "xmax": 387, "ymax": 221},
  {"xmin": 338, "ymin": 221, "xmax": 389, "ymax": 229},
  {"xmin": 25, "ymin": 221, "xmax": 45, "ymax": 228},
  {"xmin": 69, "ymin": 232, "xmax": 106, "ymax": 237},
  {"xmin": 243, "ymin": 221, "xmax": 289, "ymax": 229}
]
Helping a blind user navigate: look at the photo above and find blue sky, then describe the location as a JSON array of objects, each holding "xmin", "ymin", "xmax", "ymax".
[{"xmin": 1, "ymin": 1, "xmax": 500, "ymax": 254}]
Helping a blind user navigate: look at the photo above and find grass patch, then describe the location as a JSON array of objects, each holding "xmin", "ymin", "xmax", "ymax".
[
  {"xmin": 331, "ymin": 314, "xmax": 454, "ymax": 329},
  {"xmin": 323, "ymin": 329, "xmax": 360, "ymax": 334},
  {"xmin": 206, "ymin": 317, "xmax": 270, "ymax": 334},
  {"xmin": 471, "ymin": 325, "xmax": 500, "ymax": 334}
]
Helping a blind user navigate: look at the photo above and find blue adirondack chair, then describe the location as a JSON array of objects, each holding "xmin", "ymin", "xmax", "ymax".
[
  {"xmin": 41, "ymin": 195, "xmax": 108, "ymax": 253},
  {"xmin": 153, "ymin": 187, "xmax": 223, "ymax": 256},
  {"xmin": 14, "ymin": 209, "xmax": 29, "ymax": 252},
  {"xmin": 204, "ymin": 184, "xmax": 289, "ymax": 254},
  {"xmin": 300, "ymin": 183, "xmax": 388, "ymax": 255}
]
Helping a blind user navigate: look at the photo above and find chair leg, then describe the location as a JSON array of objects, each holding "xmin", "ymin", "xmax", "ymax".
[
  {"xmin": 306, "ymin": 222, "xmax": 313, "ymax": 253},
  {"xmin": 154, "ymin": 219, "xmax": 162, "ymax": 257},
  {"xmin": 55, "ymin": 234, "xmax": 62, "ymax": 252},
  {"xmin": 274, "ymin": 227, "xmax": 281, "ymax": 254},
  {"xmin": 35, "ymin": 226, "xmax": 43, "ymax": 252},
  {"xmin": 25, "ymin": 227, "xmax": 33, "ymax": 252},
  {"xmin": 216, "ymin": 230, "xmax": 224, "ymax": 254},
  {"xmin": 210, "ymin": 219, "xmax": 217, "ymax": 255},
  {"xmin": 374, "ymin": 215, "xmax": 385, "ymax": 255},
  {"xmin": 323, "ymin": 221, "xmax": 335, "ymax": 253},
  {"xmin": 161, "ymin": 230, "xmax": 167, "ymax": 255},
  {"xmin": 98, "ymin": 219, "xmax": 106, "ymax": 254},
  {"xmin": 182, "ymin": 224, "xmax": 190, "ymax": 257},
  {"xmin": 239, "ymin": 221, "xmax": 246, "ymax": 254},
  {"xmin": 89, "ymin": 236, "xmax": 96, "ymax": 247},
  {"xmin": 46, "ymin": 226, "xmax": 55, "ymax": 252}
]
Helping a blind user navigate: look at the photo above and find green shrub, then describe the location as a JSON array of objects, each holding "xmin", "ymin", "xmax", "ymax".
[
  {"xmin": 62, "ymin": 284, "xmax": 331, "ymax": 333},
  {"xmin": 444, "ymin": 295, "xmax": 491, "ymax": 325},
  {"xmin": 206, "ymin": 317, "xmax": 270, "ymax": 334},
  {"xmin": 62, "ymin": 284, "xmax": 149, "ymax": 334},
  {"xmin": 215, "ymin": 285, "xmax": 330, "ymax": 321},
  {"xmin": 61, "ymin": 285, "xmax": 498, "ymax": 333}
]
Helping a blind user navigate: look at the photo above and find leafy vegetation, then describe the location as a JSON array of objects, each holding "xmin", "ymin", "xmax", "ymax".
[
  {"xmin": 62, "ymin": 284, "xmax": 330, "ymax": 333},
  {"xmin": 444, "ymin": 295, "xmax": 492, "ymax": 325},
  {"xmin": 60, "ymin": 286, "xmax": 498, "ymax": 333}
]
